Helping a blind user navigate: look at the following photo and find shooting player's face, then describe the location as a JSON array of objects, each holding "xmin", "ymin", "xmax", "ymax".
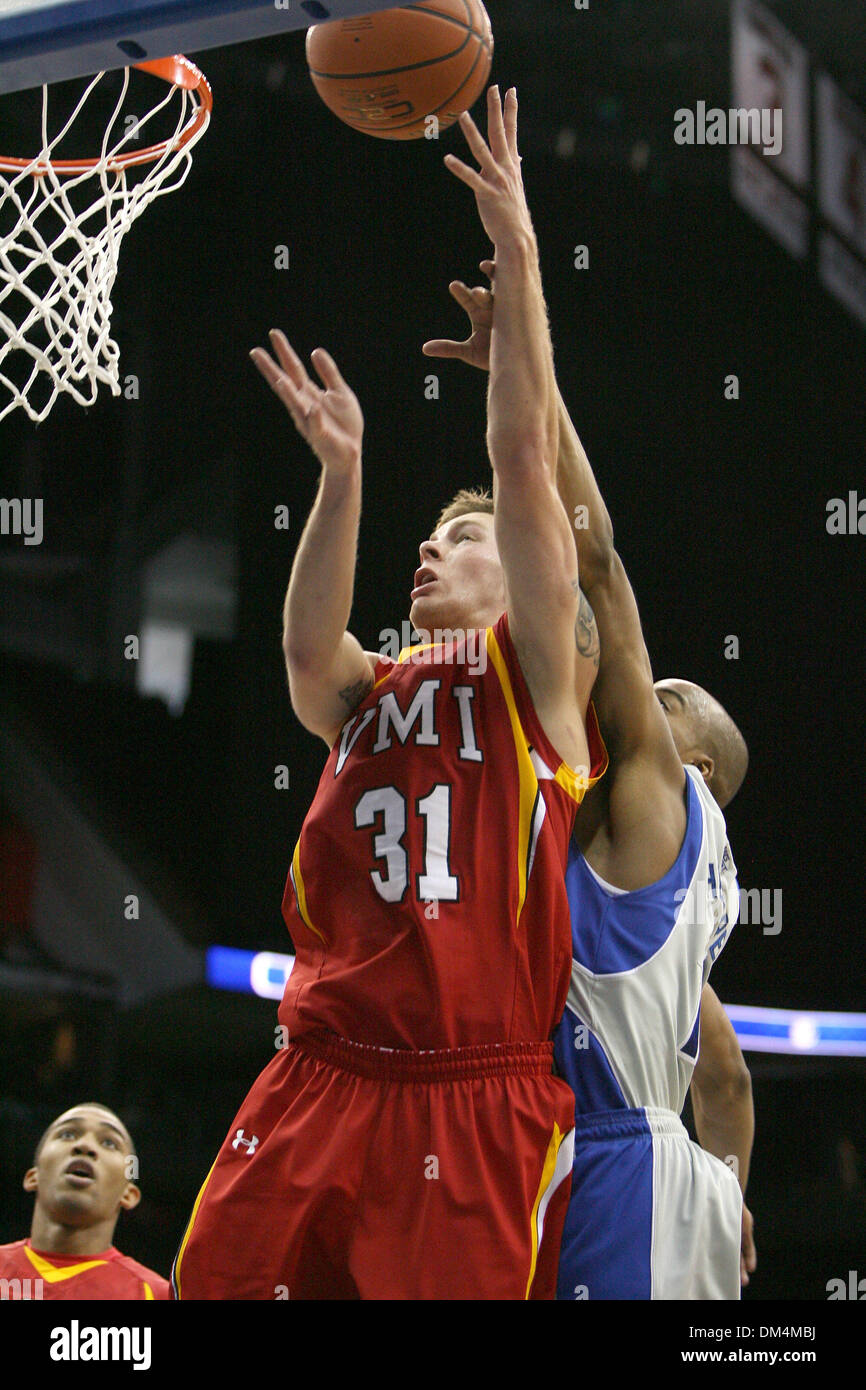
[
  {"xmin": 409, "ymin": 513, "xmax": 506, "ymax": 632},
  {"xmin": 23, "ymin": 1106, "xmax": 139, "ymax": 1228}
]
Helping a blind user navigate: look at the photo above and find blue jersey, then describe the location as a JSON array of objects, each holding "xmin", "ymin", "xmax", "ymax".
[
  {"xmin": 552, "ymin": 766, "xmax": 743, "ymax": 1300},
  {"xmin": 553, "ymin": 765, "xmax": 739, "ymax": 1115}
]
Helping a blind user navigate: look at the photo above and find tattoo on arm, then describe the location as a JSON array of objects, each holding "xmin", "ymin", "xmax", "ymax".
[
  {"xmin": 338, "ymin": 674, "xmax": 374, "ymax": 713},
  {"xmin": 575, "ymin": 592, "xmax": 600, "ymax": 668}
]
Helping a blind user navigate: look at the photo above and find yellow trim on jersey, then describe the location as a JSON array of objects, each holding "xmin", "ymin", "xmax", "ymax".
[
  {"xmin": 487, "ymin": 629, "xmax": 604, "ymax": 798},
  {"xmin": 172, "ymin": 1155, "xmax": 218, "ymax": 1301},
  {"xmin": 554, "ymin": 762, "xmax": 583, "ymax": 799},
  {"xmin": 373, "ymin": 665, "xmax": 394, "ymax": 689},
  {"xmin": 396, "ymin": 642, "xmax": 437, "ymax": 664},
  {"xmin": 485, "ymin": 627, "xmax": 545, "ymax": 928},
  {"xmin": 525, "ymin": 1122, "xmax": 563, "ymax": 1299},
  {"xmin": 565, "ymin": 699, "xmax": 609, "ymax": 797},
  {"xmin": 24, "ymin": 1245, "xmax": 107, "ymax": 1283},
  {"xmin": 144, "ymin": 1281, "xmax": 154, "ymax": 1300},
  {"xmin": 291, "ymin": 839, "xmax": 327, "ymax": 945},
  {"xmin": 553, "ymin": 747, "xmax": 604, "ymax": 801},
  {"xmin": 372, "ymin": 640, "xmax": 437, "ymax": 683}
]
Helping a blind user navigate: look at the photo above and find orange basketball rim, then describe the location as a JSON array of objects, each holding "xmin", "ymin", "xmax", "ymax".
[{"xmin": 0, "ymin": 55, "xmax": 212, "ymax": 175}]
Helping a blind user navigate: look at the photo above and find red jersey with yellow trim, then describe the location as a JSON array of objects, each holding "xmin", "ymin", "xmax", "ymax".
[
  {"xmin": 280, "ymin": 612, "xmax": 607, "ymax": 1050},
  {"xmin": 0, "ymin": 1239, "xmax": 169, "ymax": 1300}
]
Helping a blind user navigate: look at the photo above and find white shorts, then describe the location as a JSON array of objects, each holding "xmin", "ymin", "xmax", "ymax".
[{"xmin": 557, "ymin": 1106, "xmax": 743, "ymax": 1300}]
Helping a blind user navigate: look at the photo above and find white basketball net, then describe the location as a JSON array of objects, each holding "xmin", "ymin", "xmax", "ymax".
[{"xmin": 0, "ymin": 65, "xmax": 210, "ymax": 423}]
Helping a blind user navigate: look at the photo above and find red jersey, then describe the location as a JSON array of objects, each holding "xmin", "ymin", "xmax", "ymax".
[
  {"xmin": 280, "ymin": 612, "xmax": 606, "ymax": 1050},
  {"xmin": 0, "ymin": 1239, "xmax": 169, "ymax": 1300}
]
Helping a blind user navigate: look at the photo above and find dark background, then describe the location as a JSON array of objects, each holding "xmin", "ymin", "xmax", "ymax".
[{"xmin": 1, "ymin": 0, "xmax": 865, "ymax": 1300}]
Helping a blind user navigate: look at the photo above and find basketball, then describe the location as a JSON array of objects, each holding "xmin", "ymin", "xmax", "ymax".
[{"xmin": 305, "ymin": 1, "xmax": 493, "ymax": 141}]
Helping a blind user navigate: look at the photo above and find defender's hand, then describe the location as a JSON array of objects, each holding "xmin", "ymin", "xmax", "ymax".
[
  {"xmin": 250, "ymin": 331, "xmax": 363, "ymax": 475},
  {"xmin": 423, "ymin": 261, "xmax": 494, "ymax": 372}
]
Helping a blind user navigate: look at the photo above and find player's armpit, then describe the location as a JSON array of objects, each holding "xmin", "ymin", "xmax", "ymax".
[
  {"xmin": 565, "ymin": 589, "xmax": 601, "ymax": 727},
  {"xmin": 575, "ymin": 590, "xmax": 600, "ymax": 670},
  {"xmin": 285, "ymin": 631, "xmax": 377, "ymax": 747}
]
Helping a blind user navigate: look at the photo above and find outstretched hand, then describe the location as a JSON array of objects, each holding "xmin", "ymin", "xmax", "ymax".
[
  {"xmin": 250, "ymin": 331, "xmax": 363, "ymax": 475},
  {"xmin": 422, "ymin": 259, "xmax": 495, "ymax": 371},
  {"xmin": 444, "ymin": 86, "xmax": 534, "ymax": 250}
]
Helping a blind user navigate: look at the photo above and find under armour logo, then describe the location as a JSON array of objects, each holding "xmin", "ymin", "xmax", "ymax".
[{"xmin": 231, "ymin": 1129, "xmax": 259, "ymax": 1155}]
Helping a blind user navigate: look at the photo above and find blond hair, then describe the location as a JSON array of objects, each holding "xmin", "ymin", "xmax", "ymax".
[{"xmin": 433, "ymin": 486, "xmax": 494, "ymax": 532}]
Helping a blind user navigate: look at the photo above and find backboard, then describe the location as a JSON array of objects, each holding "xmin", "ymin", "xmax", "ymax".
[{"xmin": 0, "ymin": 0, "xmax": 404, "ymax": 94}]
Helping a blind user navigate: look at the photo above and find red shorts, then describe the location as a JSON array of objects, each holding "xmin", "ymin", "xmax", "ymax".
[{"xmin": 173, "ymin": 1033, "xmax": 575, "ymax": 1300}]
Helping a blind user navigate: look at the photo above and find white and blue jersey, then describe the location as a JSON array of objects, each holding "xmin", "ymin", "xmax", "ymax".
[{"xmin": 553, "ymin": 765, "xmax": 744, "ymax": 1300}]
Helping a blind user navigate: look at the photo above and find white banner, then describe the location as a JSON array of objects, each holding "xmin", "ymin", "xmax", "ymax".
[
  {"xmin": 731, "ymin": 147, "xmax": 809, "ymax": 259},
  {"xmin": 731, "ymin": 0, "xmax": 810, "ymax": 188},
  {"xmin": 817, "ymin": 72, "xmax": 866, "ymax": 259}
]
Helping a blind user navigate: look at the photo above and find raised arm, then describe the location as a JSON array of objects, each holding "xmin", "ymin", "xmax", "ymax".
[
  {"xmin": 424, "ymin": 269, "xmax": 600, "ymax": 679},
  {"xmin": 423, "ymin": 262, "xmax": 684, "ymax": 866},
  {"xmin": 690, "ymin": 983, "xmax": 757, "ymax": 1287},
  {"xmin": 541, "ymin": 338, "xmax": 690, "ymax": 885},
  {"xmin": 422, "ymin": 265, "xmax": 612, "ymax": 592},
  {"xmin": 250, "ymin": 332, "xmax": 376, "ymax": 746},
  {"xmin": 554, "ymin": 387, "xmax": 665, "ymax": 744},
  {"xmin": 443, "ymin": 89, "xmax": 593, "ymax": 767}
]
